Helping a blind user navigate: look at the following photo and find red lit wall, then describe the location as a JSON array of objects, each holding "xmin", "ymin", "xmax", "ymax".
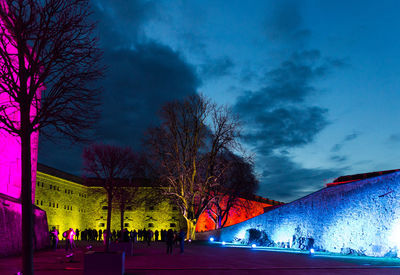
[{"xmin": 196, "ymin": 197, "xmax": 273, "ymax": 232}]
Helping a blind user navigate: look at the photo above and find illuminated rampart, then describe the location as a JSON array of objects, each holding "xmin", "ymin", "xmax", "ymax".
[
  {"xmin": 220, "ymin": 171, "xmax": 400, "ymax": 257},
  {"xmin": 196, "ymin": 197, "xmax": 278, "ymax": 232}
]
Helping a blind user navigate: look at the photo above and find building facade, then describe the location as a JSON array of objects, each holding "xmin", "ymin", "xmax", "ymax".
[
  {"xmin": 35, "ymin": 163, "xmax": 280, "ymax": 236},
  {"xmin": 35, "ymin": 164, "xmax": 186, "ymax": 234}
]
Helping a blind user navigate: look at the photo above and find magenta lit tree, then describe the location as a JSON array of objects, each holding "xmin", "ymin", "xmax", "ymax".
[{"xmin": 0, "ymin": 1, "xmax": 103, "ymax": 273}]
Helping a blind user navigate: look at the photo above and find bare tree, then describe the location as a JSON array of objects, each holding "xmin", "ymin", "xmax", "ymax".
[
  {"xmin": 146, "ymin": 95, "xmax": 241, "ymax": 240},
  {"xmin": 206, "ymin": 153, "xmax": 258, "ymax": 229},
  {"xmin": 83, "ymin": 144, "xmax": 136, "ymax": 252},
  {"xmin": 0, "ymin": 1, "xmax": 102, "ymax": 273},
  {"xmin": 113, "ymin": 186, "xmax": 139, "ymax": 234}
]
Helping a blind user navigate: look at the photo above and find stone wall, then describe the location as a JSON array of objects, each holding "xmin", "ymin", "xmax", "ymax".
[
  {"xmin": 196, "ymin": 229, "xmax": 221, "ymax": 241},
  {"xmin": 0, "ymin": 194, "xmax": 49, "ymax": 257},
  {"xmin": 219, "ymin": 171, "xmax": 400, "ymax": 257}
]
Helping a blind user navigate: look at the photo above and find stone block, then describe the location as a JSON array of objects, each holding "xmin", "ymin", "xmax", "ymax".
[{"xmin": 84, "ymin": 251, "xmax": 125, "ymax": 275}]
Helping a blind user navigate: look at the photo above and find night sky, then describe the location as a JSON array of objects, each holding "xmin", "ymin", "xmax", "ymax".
[{"xmin": 39, "ymin": 0, "xmax": 400, "ymax": 203}]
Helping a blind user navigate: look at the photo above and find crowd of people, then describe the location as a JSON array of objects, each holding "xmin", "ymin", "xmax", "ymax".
[{"xmin": 49, "ymin": 227, "xmax": 187, "ymax": 254}]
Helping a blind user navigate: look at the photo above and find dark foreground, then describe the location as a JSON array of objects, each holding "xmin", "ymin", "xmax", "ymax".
[{"xmin": 1, "ymin": 241, "xmax": 400, "ymax": 274}]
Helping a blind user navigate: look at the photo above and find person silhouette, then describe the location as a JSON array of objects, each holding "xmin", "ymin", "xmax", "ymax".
[{"xmin": 166, "ymin": 229, "xmax": 174, "ymax": 254}]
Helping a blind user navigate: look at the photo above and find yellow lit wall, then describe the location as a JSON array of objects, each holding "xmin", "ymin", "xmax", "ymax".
[{"xmin": 35, "ymin": 169, "xmax": 186, "ymax": 234}]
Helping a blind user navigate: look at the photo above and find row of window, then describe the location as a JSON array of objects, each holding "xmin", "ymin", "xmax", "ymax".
[
  {"xmin": 100, "ymin": 206, "xmax": 178, "ymax": 211},
  {"xmin": 49, "ymin": 201, "xmax": 58, "ymax": 208},
  {"xmin": 49, "ymin": 185, "xmax": 60, "ymax": 191},
  {"xmin": 37, "ymin": 181, "xmax": 87, "ymax": 198},
  {"xmin": 64, "ymin": 205, "xmax": 73, "ymax": 211}
]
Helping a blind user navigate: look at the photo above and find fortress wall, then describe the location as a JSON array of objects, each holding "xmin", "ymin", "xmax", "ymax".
[
  {"xmin": 219, "ymin": 172, "xmax": 400, "ymax": 257},
  {"xmin": 0, "ymin": 195, "xmax": 49, "ymax": 257}
]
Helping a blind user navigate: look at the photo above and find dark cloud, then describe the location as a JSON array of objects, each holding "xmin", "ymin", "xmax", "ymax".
[
  {"xmin": 97, "ymin": 42, "xmax": 199, "ymax": 145},
  {"xmin": 92, "ymin": 0, "xmax": 156, "ymax": 48},
  {"xmin": 264, "ymin": 0, "xmax": 310, "ymax": 46},
  {"xmin": 236, "ymin": 50, "xmax": 334, "ymax": 113},
  {"xmin": 330, "ymin": 155, "xmax": 347, "ymax": 163},
  {"xmin": 258, "ymin": 155, "xmax": 343, "ymax": 202},
  {"xmin": 234, "ymin": 50, "xmax": 332, "ymax": 155},
  {"xmin": 199, "ymin": 56, "xmax": 234, "ymax": 80},
  {"xmin": 39, "ymin": 1, "xmax": 199, "ymax": 175},
  {"xmin": 330, "ymin": 132, "xmax": 360, "ymax": 152},
  {"xmin": 234, "ymin": 40, "xmax": 345, "ymax": 202},
  {"xmin": 243, "ymin": 106, "xmax": 328, "ymax": 152}
]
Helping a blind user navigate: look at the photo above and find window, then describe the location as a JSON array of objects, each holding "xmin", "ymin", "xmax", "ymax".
[
  {"xmin": 71, "ymin": 191, "xmax": 73, "ymax": 195},
  {"xmin": 58, "ymin": 187, "xmax": 60, "ymax": 191},
  {"xmin": 124, "ymin": 223, "xmax": 129, "ymax": 227},
  {"xmin": 64, "ymin": 205, "xmax": 66, "ymax": 209},
  {"xmin": 56, "ymin": 204, "xmax": 58, "ymax": 208},
  {"xmin": 149, "ymin": 206, "xmax": 154, "ymax": 211},
  {"xmin": 41, "ymin": 201, "xmax": 43, "ymax": 206},
  {"xmin": 71, "ymin": 206, "xmax": 72, "ymax": 211},
  {"xmin": 42, "ymin": 182, "xmax": 44, "ymax": 187},
  {"xmin": 53, "ymin": 203, "xmax": 55, "ymax": 207},
  {"xmin": 49, "ymin": 202, "xmax": 51, "ymax": 207},
  {"xmin": 170, "ymin": 223, "xmax": 176, "ymax": 228},
  {"xmin": 148, "ymin": 223, "xmax": 154, "ymax": 228},
  {"xmin": 65, "ymin": 189, "xmax": 67, "ymax": 193},
  {"xmin": 102, "ymin": 206, "xmax": 108, "ymax": 210},
  {"xmin": 37, "ymin": 182, "xmax": 40, "ymax": 187},
  {"xmin": 36, "ymin": 200, "xmax": 39, "ymax": 205},
  {"xmin": 50, "ymin": 185, "xmax": 52, "ymax": 190},
  {"xmin": 67, "ymin": 206, "xmax": 69, "ymax": 210},
  {"xmin": 99, "ymin": 223, "xmax": 105, "ymax": 228},
  {"xmin": 126, "ymin": 206, "xmax": 132, "ymax": 211}
]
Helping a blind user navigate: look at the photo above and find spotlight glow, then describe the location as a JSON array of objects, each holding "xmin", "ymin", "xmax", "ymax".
[
  {"xmin": 222, "ymin": 241, "xmax": 226, "ymax": 245},
  {"xmin": 310, "ymin": 248, "xmax": 315, "ymax": 254},
  {"xmin": 209, "ymin": 237, "xmax": 215, "ymax": 242},
  {"xmin": 251, "ymin": 244, "xmax": 256, "ymax": 248}
]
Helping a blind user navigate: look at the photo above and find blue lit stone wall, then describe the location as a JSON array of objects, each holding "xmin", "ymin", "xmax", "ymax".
[{"xmin": 219, "ymin": 171, "xmax": 400, "ymax": 257}]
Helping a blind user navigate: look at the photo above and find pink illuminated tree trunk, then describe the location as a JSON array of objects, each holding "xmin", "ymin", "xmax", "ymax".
[{"xmin": 0, "ymin": 1, "xmax": 103, "ymax": 273}]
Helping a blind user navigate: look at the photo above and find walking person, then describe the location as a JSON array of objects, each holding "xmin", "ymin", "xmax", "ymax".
[
  {"xmin": 179, "ymin": 229, "xmax": 186, "ymax": 253},
  {"xmin": 166, "ymin": 229, "xmax": 174, "ymax": 254},
  {"xmin": 155, "ymin": 230, "xmax": 159, "ymax": 242},
  {"xmin": 50, "ymin": 227, "xmax": 59, "ymax": 250},
  {"xmin": 65, "ymin": 228, "xmax": 71, "ymax": 251},
  {"xmin": 68, "ymin": 228, "xmax": 76, "ymax": 249}
]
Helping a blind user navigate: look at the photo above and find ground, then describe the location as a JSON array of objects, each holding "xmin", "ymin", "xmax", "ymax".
[{"xmin": 1, "ymin": 241, "xmax": 400, "ymax": 274}]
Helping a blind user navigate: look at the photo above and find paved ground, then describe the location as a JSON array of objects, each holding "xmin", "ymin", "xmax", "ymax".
[{"xmin": 1, "ymin": 241, "xmax": 400, "ymax": 274}]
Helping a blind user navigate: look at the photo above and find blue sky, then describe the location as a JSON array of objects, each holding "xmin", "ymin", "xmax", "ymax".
[{"xmin": 39, "ymin": 0, "xmax": 400, "ymax": 202}]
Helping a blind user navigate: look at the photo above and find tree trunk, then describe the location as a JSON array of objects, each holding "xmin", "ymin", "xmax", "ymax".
[
  {"xmin": 186, "ymin": 219, "xmax": 196, "ymax": 240},
  {"xmin": 120, "ymin": 207, "xmax": 124, "ymax": 233},
  {"xmin": 105, "ymin": 190, "xmax": 112, "ymax": 252},
  {"xmin": 21, "ymin": 108, "xmax": 33, "ymax": 275}
]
